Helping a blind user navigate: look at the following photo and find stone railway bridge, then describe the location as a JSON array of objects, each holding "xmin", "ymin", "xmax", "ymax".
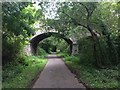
[{"xmin": 25, "ymin": 30, "xmax": 78, "ymax": 56}]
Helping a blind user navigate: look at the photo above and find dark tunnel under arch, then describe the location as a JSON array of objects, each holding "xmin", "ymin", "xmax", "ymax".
[{"xmin": 29, "ymin": 32, "xmax": 73, "ymax": 55}]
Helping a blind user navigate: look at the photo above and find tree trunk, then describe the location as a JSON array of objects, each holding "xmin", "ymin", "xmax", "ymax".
[
  {"xmin": 101, "ymin": 27, "xmax": 118, "ymax": 65},
  {"xmin": 87, "ymin": 26, "xmax": 103, "ymax": 67}
]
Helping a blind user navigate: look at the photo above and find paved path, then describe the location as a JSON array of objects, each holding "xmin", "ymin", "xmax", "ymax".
[{"xmin": 32, "ymin": 54, "xmax": 86, "ymax": 88}]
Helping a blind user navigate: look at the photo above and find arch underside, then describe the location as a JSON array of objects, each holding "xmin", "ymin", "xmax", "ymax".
[{"xmin": 29, "ymin": 32, "xmax": 73, "ymax": 55}]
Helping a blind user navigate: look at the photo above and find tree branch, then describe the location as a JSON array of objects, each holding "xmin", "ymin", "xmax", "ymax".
[
  {"xmin": 79, "ymin": 2, "xmax": 90, "ymax": 20},
  {"xmin": 61, "ymin": 10, "xmax": 88, "ymax": 30},
  {"xmin": 79, "ymin": 2, "xmax": 97, "ymax": 20}
]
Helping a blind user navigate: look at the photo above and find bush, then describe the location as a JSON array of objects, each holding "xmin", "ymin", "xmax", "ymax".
[
  {"xmin": 2, "ymin": 55, "xmax": 47, "ymax": 88},
  {"xmin": 63, "ymin": 56, "xmax": 118, "ymax": 88},
  {"xmin": 64, "ymin": 56, "xmax": 80, "ymax": 63},
  {"xmin": 2, "ymin": 34, "xmax": 25, "ymax": 65},
  {"xmin": 78, "ymin": 37, "xmax": 95, "ymax": 65},
  {"xmin": 37, "ymin": 47, "xmax": 47, "ymax": 58},
  {"xmin": 57, "ymin": 53, "xmax": 69, "ymax": 58}
]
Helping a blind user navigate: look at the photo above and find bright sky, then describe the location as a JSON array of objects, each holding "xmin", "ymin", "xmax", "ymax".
[
  {"xmin": 32, "ymin": 0, "xmax": 58, "ymax": 32},
  {"xmin": 32, "ymin": 0, "xmax": 58, "ymax": 19},
  {"xmin": 32, "ymin": 0, "xmax": 41, "ymax": 10}
]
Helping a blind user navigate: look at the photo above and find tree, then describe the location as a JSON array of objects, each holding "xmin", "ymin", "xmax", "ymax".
[
  {"xmin": 2, "ymin": 2, "xmax": 36, "ymax": 64},
  {"xmin": 39, "ymin": 2, "xmax": 119, "ymax": 67}
]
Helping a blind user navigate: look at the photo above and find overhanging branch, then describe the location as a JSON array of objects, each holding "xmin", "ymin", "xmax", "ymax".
[{"xmin": 61, "ymin": 10, "xmax": 88, "ymax": 30}]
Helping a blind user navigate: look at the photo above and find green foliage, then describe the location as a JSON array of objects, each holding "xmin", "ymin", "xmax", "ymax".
[
  {"xmin": 78, "ymin": 37, "xmax": 95, "ymax": 65},
  {"xmin": 56, "ymin": 39, "xmax": 70, "ymax": 54},
  {"xmin": 57, "ymin": 53, "xmax": 69, "ymax": 58},
  {"xmin": 38, "ymin": 36, "xmax": 70, "ymax": 54},
  {"xmin": 2, "ymin": 55, "xmax": 47, "ymax": 88},
  {"xmin": 63, "ymin": 56, "xmax": 118, "ymax": 88},
  {"xmin": 91, "ymin": 2, "xmax": 119, "ymax": 64},
  {"xmin": 64, "ymin": 56, "xmax": 80, "ymax": 63},
  {"xmin": 2, "ymin": 2, "xmax": 119, "ymax": 88},
  {"xmin": 2, "ymin": 35, "xmax": 25, "ymax": 64},
  {"xmin": 2, "ymin": 2, "xmax": 37, "ymax": 64},
  {"xmin": 38, "ymin": 37, "xmax": 54, "ymax": 53},
  {"xmin": 3, "ymin": 2, "xmax": 119, "ymax": 66},
  {"xmin": 77, "ymin": 36, "xmax": 118, "ymax": 67},
  {"xmin": 37, "ymin": 47, "xmax": 47, "ymax": 58},
  {"xmin": 41, "ymin": 2, "xmax": 119, "ymax": 66}
]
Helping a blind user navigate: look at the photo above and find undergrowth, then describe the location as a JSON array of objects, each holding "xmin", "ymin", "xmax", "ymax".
[
  {"xmin": 63, "ymin": 55, "xmax": 118, "ymax": 88},
  {"xmin": 2, "ymin": 55, "xmax": 47, "ymax": 88}
]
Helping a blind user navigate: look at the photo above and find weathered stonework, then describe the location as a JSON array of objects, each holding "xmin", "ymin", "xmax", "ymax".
[
  {"xmin": 71, "ymin": 42, "xmax": 78, "ymax": 55},
  {"xmin": 24, "ymin": 32, "xmax": 78, "ymax": 56}
]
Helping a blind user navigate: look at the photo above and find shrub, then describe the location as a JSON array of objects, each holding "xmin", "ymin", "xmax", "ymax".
[
  {"xmin": 64, "ymin": 56, "xmax": 80, "ymax": 63},
  {"xmin": 37, "ymin": 47, "xmax": 47, "ymax": 58},
  {"xmin": 78, "ymin": 37, "xmax": 95, "ymax": 65}
]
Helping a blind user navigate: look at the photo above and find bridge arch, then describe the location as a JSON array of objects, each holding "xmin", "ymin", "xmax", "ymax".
[{"xmin": 29, "ymin": 32, "xmax": 74, "ymax": 55}]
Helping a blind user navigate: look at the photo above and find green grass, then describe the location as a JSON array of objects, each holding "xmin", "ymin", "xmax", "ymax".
[
  {"xmin": 2, "ymin": 55, "xmax": 47, "ymax": 88},
  {"xmin": 57, "ymin": 53, "xmax": 69, "ymax": 58},
  {"xmin": 63, "ymin": 56, "xmax": 119, "ymax": 88}
]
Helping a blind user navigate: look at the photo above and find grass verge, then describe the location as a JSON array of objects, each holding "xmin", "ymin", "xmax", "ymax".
[
  {"xmin": 2, "ymin": 55, "xmax": 47, "ymax": 88},
  {"xmin": 62, "ymin": 55, "xmax": 118, "ymax": 89}
]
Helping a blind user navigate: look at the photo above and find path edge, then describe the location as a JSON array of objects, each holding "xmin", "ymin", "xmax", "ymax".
[
  {"xmin": 27, "ymin": 59, "xmax": 48, "ymax": 88},
  {"xmin": 60, "ymin": 58, "xmax": 91, "ymax": 90}
]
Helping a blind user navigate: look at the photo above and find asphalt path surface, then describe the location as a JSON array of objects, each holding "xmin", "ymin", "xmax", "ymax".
[{"xmin": 32, "ymin": 54, "xmax": 86, "ymax": 89}]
